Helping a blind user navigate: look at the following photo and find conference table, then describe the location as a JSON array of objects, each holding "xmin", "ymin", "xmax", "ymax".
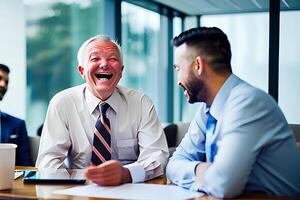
[{"xmin": 0, "ymin": 166, "xmax": 296, "ymax": 200}]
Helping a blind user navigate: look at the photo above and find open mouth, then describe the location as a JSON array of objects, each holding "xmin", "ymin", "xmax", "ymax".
[
  {"xmin": 178, "ymin": 83, "xmax": 187, "ymax": 92},
  {"xmin": 95, "ymin": 73, "xmax": 113, "ymax": 80},
  {"xmin": 178, "ymin": 83, "xmax": 189, "ymax": 97}
]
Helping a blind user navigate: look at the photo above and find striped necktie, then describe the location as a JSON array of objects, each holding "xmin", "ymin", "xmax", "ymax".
[
  {"xmin": 205, "ymin": 111, "xmax": 217, "ymax": 163},
  {"xmin": 91, "ymin": 103, "xmax": 111, "ymax": 165}
]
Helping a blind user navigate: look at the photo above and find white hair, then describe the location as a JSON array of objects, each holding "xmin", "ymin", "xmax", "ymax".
[{"xmin": 77, "ymin": 35, "xmax": 123, "ymax": 66}]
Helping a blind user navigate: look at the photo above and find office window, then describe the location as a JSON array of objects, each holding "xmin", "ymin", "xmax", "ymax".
[
  {"xmin": 279, "ymin": 11, "xmax": 300, "ymax": 124},
  {"xmin": 173, "ymin": 17, "xmax": 183, "ymax": 122},
  {"xmin": 184, "ymin": 16, "xmax": 197, "ymax": 30},
  {"xmin": 26, "ymin": 0, "xmax": 105, "ymax": 135},
  {"xmin": 121, "ymin": 2, "xmax": 165, "ymax": 121}
]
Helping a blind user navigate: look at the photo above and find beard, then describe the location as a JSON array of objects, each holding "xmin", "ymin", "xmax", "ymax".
[
  {"xmin": 184, "ymin": 73, "xmax": 207, "ymax": 104},
  {"xmin": 0, "ymin": 89, "xmax": 6, "ymax": 100}
]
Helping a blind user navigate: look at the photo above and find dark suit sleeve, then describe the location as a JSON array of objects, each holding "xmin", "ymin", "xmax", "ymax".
[{"xmin": 15, "ymin": 120, "xmax": 33, "ymax": 166}]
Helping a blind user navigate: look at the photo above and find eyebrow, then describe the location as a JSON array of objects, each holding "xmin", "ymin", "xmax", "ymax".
[
  {"xmin": 88, "ymin": 52, "xmax": 99, "ymax": 59},
  {"xmin": 89, "ymin": 52, "xmax": 119, "ymax": 58}
]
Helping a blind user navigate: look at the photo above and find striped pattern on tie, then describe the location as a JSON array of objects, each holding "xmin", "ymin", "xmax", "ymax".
[{"xmin": 91, "ymin": 103, "xmax": 111, "ymax": 165}]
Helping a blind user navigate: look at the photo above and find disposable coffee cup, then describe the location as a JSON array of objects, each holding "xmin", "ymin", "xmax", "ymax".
[{"xmin": 0, "ymin": 143, "xmax": 17, "ymax": 190}]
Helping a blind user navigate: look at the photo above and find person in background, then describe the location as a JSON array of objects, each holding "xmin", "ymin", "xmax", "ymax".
[
  {"xmin": 36, "ymin": 35, "xmax": 169, "ymax": 186},
  {"xmin": 0, "ymin": 63, "xmax": 32, "ymax": 166},
  {"xmin": 166, "ymin": 27, "xmax": 300, "ymax": 198}
]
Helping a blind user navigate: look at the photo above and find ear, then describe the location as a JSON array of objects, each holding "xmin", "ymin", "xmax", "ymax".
[
  {"xmin": 78, "ymin": 66, "xmax": 86, "ymax": 80},
  {"xmin": 120, "ymin": 65, "xmax": 124, "ymax": 78},
  {"xmin": 195, "ymin": 56, "xmax": 205, "ymax": 76}
]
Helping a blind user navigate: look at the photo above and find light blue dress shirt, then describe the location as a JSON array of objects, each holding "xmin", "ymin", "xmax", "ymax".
[{"xmin": 166, "ymin": 74, "xmax": 300, "ymax": 198}]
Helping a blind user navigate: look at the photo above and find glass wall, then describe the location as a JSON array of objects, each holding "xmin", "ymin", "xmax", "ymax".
[
  {"xmin": 26, "ymin": 0, "xmax": 105, "ymax": 135},
  {"xmin": 121, "ymin": 2, "xmax": 165, "ymax": 121},
  {"xmin": 23, "ymin": 0, "xmax": 300, "ymax": 132},
  {"xmin": 279, "ymin": 11, "xmax": 300, "ymax": 124},
  {"xmin": 184, "ymin": 16, "xmax": 198, "ymax": 30},
  {"xmin": 173, "ymin": 17, "xmax": 183, "ymax": 122}
]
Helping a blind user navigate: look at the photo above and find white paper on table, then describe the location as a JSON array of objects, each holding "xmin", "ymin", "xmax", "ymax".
[
  {"xmin": 54, "ymin": 183, "xmax": 204, "ymax": 200},
  {"xmin": 14, "ymin": 170, "xmax": 24, "ymax": 179}
]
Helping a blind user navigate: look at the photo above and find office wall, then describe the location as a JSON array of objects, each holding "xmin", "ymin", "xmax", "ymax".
[{"xmin": 0, "ymin": 0, "xmax": 26, "ymax": 119}]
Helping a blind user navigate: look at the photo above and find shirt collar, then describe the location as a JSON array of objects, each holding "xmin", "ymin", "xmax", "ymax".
[
  {"xmin": 85, "ymin": 86, "xmax": 119, "ymax": 115},
  {"xmin": 209, "ymin": 74, "xmax": 240, "ymax": 120}
]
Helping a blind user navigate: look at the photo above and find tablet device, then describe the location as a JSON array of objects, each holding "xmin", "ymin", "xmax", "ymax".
[{"xmin": 23, "ymin": 169, "xmax": 86, "ymax": 184}]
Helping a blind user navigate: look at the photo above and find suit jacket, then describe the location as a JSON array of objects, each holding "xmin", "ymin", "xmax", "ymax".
[{"xmin": 1, "ymin": 112, "xmax": 32, "ymax": 166}]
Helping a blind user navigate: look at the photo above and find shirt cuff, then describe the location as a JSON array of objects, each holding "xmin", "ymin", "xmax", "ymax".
[
  {"xmin": 124, "ymin": 162, "xmax": 146, "ymax": 183},
  {"xmin": 190, "ymin": 161, "xmax": 203, "ymax": 191}
]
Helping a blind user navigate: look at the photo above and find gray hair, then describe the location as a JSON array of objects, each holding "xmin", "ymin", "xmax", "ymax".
[{"xmin": 77, "ymin": 35, "xmax": 123, "ymax": 66}]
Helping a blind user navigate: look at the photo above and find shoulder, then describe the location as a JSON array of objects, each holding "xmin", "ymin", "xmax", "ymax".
[
  {"xmin": 228, "ymin": 80, "xmax": 276, "ymax": 109},
  {"xmin": 49, "ymin": 84, "xmax": 85, "ymax": 107},
  {"xmin": 223, "ymin": 78, "xmax": 283, "ymax": 124},
  {"xmin": 116, "ymin": 85, "xmax": 153, "ymax": 106},
  {"xmin": 1, "ymin": 112, "xmax": 25, "ymax": 126}
]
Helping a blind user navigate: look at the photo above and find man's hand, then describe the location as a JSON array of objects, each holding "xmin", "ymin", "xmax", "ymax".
[
  {"xmin": 195, "ymin": 162, "xmax": 211, "ymax": 185},
  {"xmin": 84, "ymin": 160, "xmax": 132, "ymax": 186}
]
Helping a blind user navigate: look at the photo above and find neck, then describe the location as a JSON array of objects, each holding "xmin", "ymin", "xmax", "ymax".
[
  {"xmin": 206, "ymin": 72, "xmax": 231, "ymax": 106},
  {"xmin": 87, "ymin": 86, "xmax": 114, "ymax": 101}
]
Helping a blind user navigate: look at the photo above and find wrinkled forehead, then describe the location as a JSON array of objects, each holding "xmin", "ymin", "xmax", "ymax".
[{"xmin": 86, "ymin": 41, "xmax": 120, "ymax": 57}]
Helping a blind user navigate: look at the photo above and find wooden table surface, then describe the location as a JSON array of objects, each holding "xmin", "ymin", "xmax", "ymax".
[{"xmin": 0, "ymin": 166, "xmax": 297, "ymax": 200}]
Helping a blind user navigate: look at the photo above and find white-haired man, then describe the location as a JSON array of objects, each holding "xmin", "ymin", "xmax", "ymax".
[{"xmin": 36, "ymin": 35, "xmax": 169, "ymax": 185}]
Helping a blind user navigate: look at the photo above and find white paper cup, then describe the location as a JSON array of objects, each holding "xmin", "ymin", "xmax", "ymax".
[{"xmin": 0, "ymin": 143, "xmax": 17, "ymax": 190}]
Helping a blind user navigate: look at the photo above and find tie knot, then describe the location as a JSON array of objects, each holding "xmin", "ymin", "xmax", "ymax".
[
  {"xmin": 100, "ymin": 103, "xmax": 110, "ymax": 114},
  {"xmin": 207, "ymin": 112, "xmax": 216, "ymax": 124}
]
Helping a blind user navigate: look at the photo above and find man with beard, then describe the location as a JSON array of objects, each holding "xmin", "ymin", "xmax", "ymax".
[
  {"xmin": 0, "ymin": 63, "xmax": 32, "ymax": 166},
  {"xmin": 166, "ymin": 27, "xmax": 300, "ymax": 198},
  {"xmin": 36, "ymin": 35, "xmax": 169, "ymax": 186}
]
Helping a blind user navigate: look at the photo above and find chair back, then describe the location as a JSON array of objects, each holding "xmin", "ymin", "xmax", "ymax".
[{"xmin": 29, "ymin": 136, "xmax": 40, "ymax": 165}]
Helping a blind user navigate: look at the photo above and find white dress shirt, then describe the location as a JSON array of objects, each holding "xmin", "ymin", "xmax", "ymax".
[{"xmin": 36, "ymin": 84, "xmax": 169, "ymax": 183}]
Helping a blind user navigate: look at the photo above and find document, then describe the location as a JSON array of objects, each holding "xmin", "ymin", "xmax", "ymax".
[
  {"xmin": 14, "ymin": 170, "xmax": 24, "ymax": 179},
  {"xmin": 55, "ymin": 183, "xmax": 203, "ymax": 200}
]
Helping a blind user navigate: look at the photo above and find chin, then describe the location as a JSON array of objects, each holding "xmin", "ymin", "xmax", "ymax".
[
  {"xmin": 188, "ymin": 98, "xmax": 197, "ymax": 104},
  {"xmin": 187, "ymin": 93, "xmax": 201, "ymax": 104}
]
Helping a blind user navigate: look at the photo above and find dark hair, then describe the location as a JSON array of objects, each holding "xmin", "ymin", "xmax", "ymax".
[
  {"xmin": 173, "ymin": 27, "xmax": 232, "ymax": 74},
  {"xmin": 0, "ymin": 63, "xmax": 10, "ymax": 73}
]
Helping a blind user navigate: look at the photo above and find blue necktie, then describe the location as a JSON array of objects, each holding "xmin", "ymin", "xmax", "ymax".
[
  {"xmin": 91, "ymin": 103, "xmax": 111, "ymax": 165},
  {"xmin": 205, "ymin": 112, "xmax": 217, "ymax": 163}
]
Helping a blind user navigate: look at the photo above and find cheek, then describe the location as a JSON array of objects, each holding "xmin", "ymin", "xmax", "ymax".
[
  {"xmin": 88, "ymin": 64, "xmax": 98, "ymax": 71},
  {"xmin": 112, "ymin": 64, "xmax": 123, "ymax": 75},
  {"xmin": 177, "ymin": 70, "xmax": 187, "ymax": 82}
]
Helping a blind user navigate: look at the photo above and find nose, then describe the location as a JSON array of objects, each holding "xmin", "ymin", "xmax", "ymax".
[
  {"xmin": 99, "ymin": 59, "xmax": 108, "ymax": 69},
  {"xmin": 0, "ymin": 79, "xmax": 7, "ymax": 88}
]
